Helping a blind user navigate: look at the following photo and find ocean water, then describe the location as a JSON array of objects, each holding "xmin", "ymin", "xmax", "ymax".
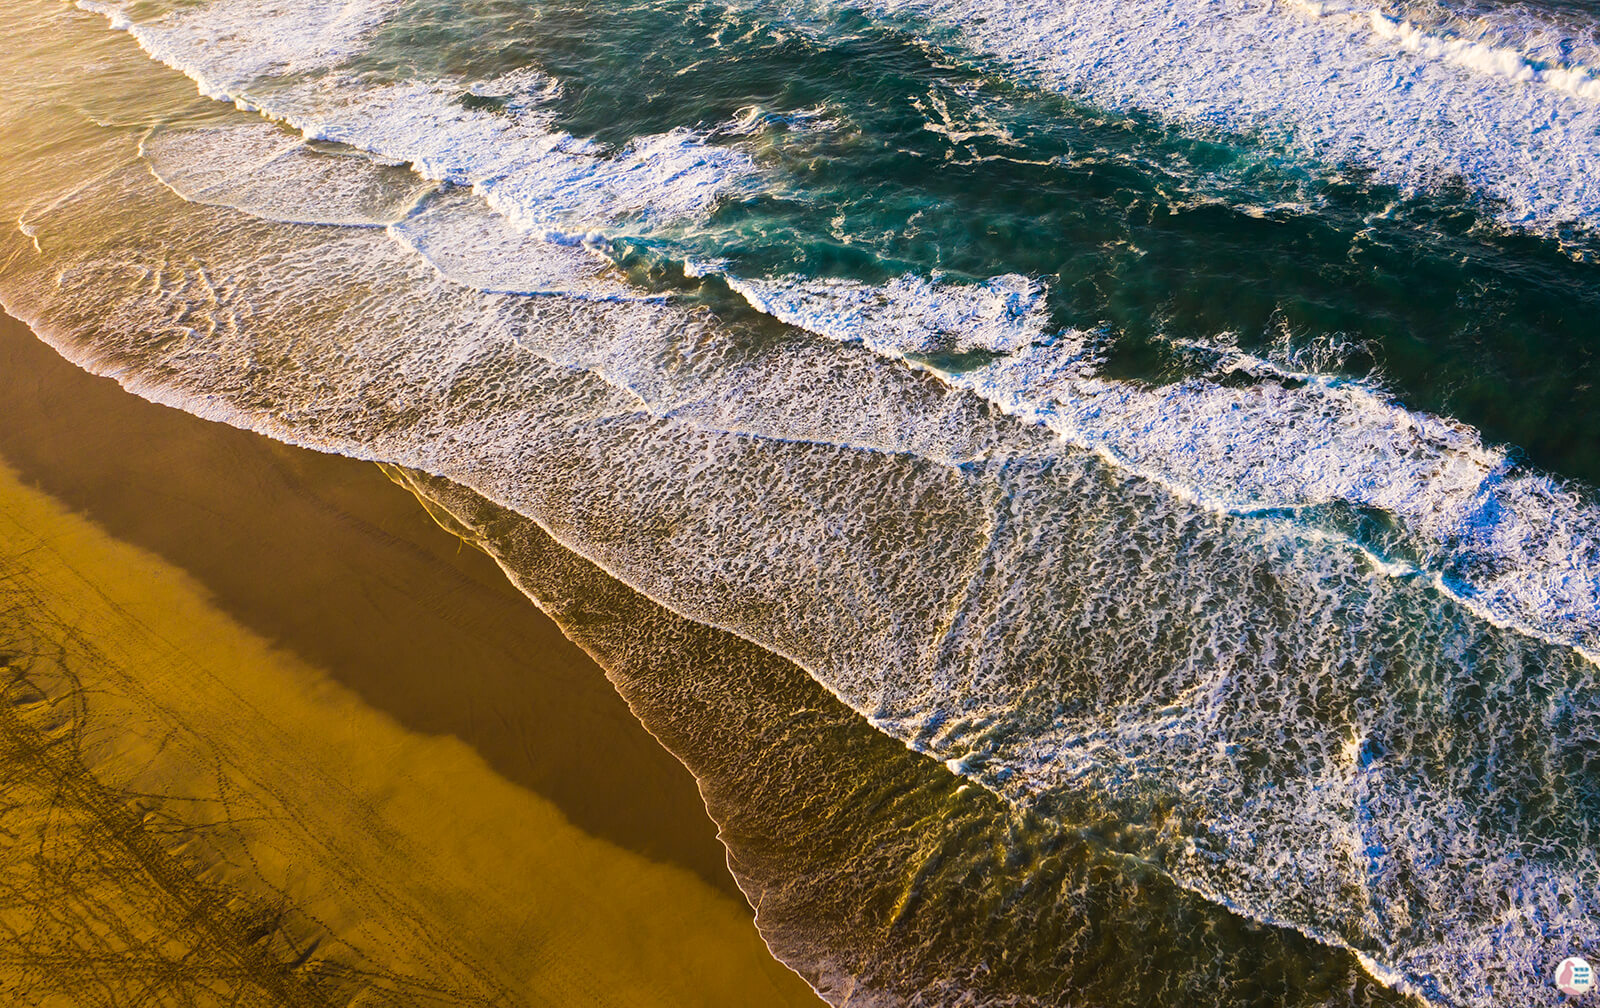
[{"xmin": 1, "ymin": 0, "xmax": 1598, "ymax": 1002}]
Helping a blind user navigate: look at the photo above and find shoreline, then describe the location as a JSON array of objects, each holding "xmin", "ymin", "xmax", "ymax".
[
  {"xmin": 0, "ymin": 309, "xmax": 730, "ymax": 892},
  {"xmin": 0, "ymin": 310, "xmax": 819, "ymax": 1005}
]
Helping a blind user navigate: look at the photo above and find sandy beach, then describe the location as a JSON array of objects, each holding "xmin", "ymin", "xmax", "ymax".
[{"xmin": 0, "ymin": 311, "xmax": 819, "ymax": 1006}]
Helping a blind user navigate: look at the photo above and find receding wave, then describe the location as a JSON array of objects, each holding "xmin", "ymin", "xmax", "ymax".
[
  {"xmin": 141, "ymin": 120, "xmax": 438, "ymax": 226},
  {"xmin": 388, "ymin": 464, "xmax": 1414, "ymax": 1008}
]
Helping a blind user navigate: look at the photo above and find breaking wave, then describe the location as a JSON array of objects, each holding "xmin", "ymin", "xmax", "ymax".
[{"xmin": 853, "ymin": 0, "xmax": 1600, "ymax": 232}]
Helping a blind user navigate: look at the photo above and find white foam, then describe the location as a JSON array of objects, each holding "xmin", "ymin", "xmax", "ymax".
[
  {"xmin": 140, "ymin": 121, "xmax": 437, "ymax": 226},
  {"xmin": 724, "ymin": 272, "xmax": 1050, "ymax": 356},
  {"xmin": 725, "ymin": 268, "xmax": 1600, "ymax": 666},
  {"xmin": 847, "ymin": 0, "xmax": 1600, "ymax": 232},
  {"xmin": 1382, "ymin": 0, "xmax": 1600, "ymax": 86},
  {"xmin": 387, "ymin": 189, "xmax": 656, "ymax": 300},
  {"xmin": 83, "ymin": 0, "xmax": 758, "ymax": 242},
  {"xmin": 77, "ymin": 0, "xmax": 393, "ymax": 98},
  {"xmin": 720, "ymin": 103, "xmax": 840, "ymax": 137},
  {"xmin": 278, "ymin": 74, "xmax": 753, "ymax": 234},
  {"xmin": 1365, "ymin": 10, "xmax": 1600, "ymax": 102}
]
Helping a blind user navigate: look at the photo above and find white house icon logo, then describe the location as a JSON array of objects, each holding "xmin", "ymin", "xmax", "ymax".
[{"xmin": 1557, "ymin": 956, "xmax": 1596, "ymax": 996}]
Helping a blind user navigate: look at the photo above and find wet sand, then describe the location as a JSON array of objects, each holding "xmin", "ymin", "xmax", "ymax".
[
  {"xmin": 0, "ymin": 311, "xmax": 820, "ymax": 1005},
  {"xmin": 0, "ymin": 310, "xmax": 734, "ymax": 890}
]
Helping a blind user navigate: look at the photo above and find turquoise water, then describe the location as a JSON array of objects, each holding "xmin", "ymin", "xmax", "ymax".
[{"xmin": 3, "ymin": 0, "xmax": 1600, "ymax": 1002}]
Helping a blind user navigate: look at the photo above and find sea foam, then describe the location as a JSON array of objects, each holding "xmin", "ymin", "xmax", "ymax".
[
  {"xmin": 724, "ymin": 268, "xmax": 1600, "ymax": 665},
  {"xmin": 140, "ymin": 121, "xmax": 438, "ymax": 226},
  {"xmin": 845, "ymin": 0, "xmax": 1600, "ymax": 233},
  {"xmin": 81, "ymin": 0, "xmax": 758, "ymax": 245}
]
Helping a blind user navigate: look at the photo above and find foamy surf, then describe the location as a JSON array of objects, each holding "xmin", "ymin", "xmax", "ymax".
[
  {"xmin": 720, "ymin": 268, "xmax": 1600, "ymax": 668},
  {"xmin": 140, "ymin": 121, "xmax": 439, "ymax": 226},
  {"xmin": 17, "ymin": 129, "xmax": 1594, "ymax": 1006},
  {"xmin": 80, "ymin": 0, "xmax": 759, "ymax": 244},
  {"xmin": 1284, "ymin": 0, "xmax": 1600, "ymax": 102},
  {"xmin": 76, "ymin": 0, "xmax": 393, "ymax": 100},
  {"xmin": 1364, "ymin": 10, "xmax": 1600, "ymax": 102},
  {"xmin": 389, "ymin": 188, "xmax": 661, "ymax": 300},
  {"xmin": 849, "ymin": 0, "xmax": 1600, "ymax": 233}
]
